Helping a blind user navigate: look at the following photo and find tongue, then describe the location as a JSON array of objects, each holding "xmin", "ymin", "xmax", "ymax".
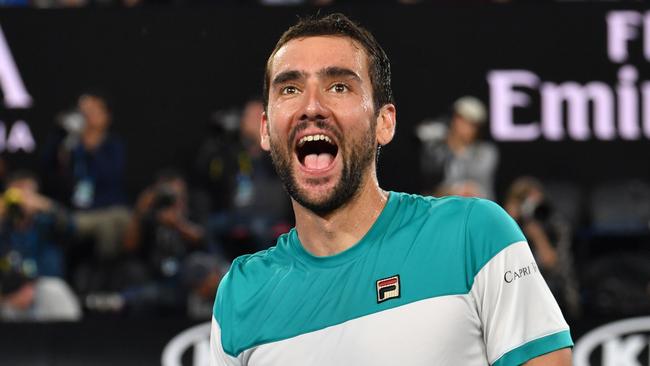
[{"xmin": 304, "ymin": 153, "xmax": 334, "ymax": 170}]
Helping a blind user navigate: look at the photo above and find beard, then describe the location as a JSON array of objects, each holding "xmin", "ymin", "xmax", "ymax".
[{"xmin": 268, "ymin": 119, "xmax": 377, "ymax": 216}]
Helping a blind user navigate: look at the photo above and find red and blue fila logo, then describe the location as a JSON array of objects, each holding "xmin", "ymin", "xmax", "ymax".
[{"xmin": 376, "ymin": 275, "xmax": 400, "ymax": 303}]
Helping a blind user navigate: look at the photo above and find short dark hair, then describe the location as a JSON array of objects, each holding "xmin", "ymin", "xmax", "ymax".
[
  {"xmin": 79, "ymin": 88, "xmax": 112, "ymax": 113},
  {"xmin": 154, "ymin": 167, "xmax": 185, "ymax": 185},
  {"xmin": 263, "ymin": 13, "xmax": 394, "ymax": 113}
]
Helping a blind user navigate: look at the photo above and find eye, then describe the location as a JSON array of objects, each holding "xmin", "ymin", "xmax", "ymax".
[
  {"xmin": 330, "ymin": 83, "xmax": 349, "ymax": 93},
  {"xmin": 281, "ymin": 86, "xmax": 299, "ymax": 95}
]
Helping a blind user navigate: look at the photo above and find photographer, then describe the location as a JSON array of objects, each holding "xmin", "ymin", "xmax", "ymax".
[
  {"xmin": 0, "ymin": 170, "xmax": 81, "ymax": 321},
  {"xmin": 504, "ymin": 176, "xmax": 581, "ymax": 317},
  {"xmin": 120, "ymin": 169, "xmax": 206, "ymax": 314},
  {"xmin": 195, "ymin": 98, "xmax": 291, "ymax": 260}
]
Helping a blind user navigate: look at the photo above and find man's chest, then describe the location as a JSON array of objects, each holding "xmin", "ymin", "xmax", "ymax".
[{"xmin": 241, "ymin": 295, "xmax": 489, "ymax": 366}]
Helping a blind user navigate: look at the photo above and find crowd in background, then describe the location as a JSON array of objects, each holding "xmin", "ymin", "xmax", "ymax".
[
  {"xmin": 0, "ymin": 91, "xmax": 292, "ymax": 321},
  {"xmin": 0, "ymin": 0, "xmax": 644, "ymax": 8},
  {"xmin": 0, "ymin": 90, "xmax": 648, "ymax": 322}
]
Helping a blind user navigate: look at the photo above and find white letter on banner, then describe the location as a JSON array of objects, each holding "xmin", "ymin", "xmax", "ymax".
[
  {"xmin": 643, "ymin": 81, "xmax": 650, "ymax": 138},
  {"xmin": 488, "ymin": 70, "xmax": 540, "ymax": 141},
  {"xmin": 645, "ymin": 12, "xmax": 650, "ymax": 61},
  {"xmin": 7, "ymin": 120, "xmax": 35, "ymax": 152},
  {"xmin": 541, "ymin": 81, "xmax": 615, "ymax": 141},
  {"xmin": 607, "ymin": 11, "xmax": 643, "ymax": 63},
  {"xmin": 0, "ymin": 121, "xmax": 6, "ymax": 152},
  {"xmin": 617, "ymin": 65, "xmax": 640, "ymax": 140},
  {"xmin": 602, "ymin": 335, "xmax": 645, "ymax": 366},
  {"xmin": 0, "ymin": 25, "xmax": 32, "ymax": 108}
]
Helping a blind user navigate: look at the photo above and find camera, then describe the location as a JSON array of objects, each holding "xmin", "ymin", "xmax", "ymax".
[
  {"xmin": 0, "ymin": 252, "xmax": 34, "ymax": 297},
  {"xmin": 151, "ymin": 185, "xmax": 178, "ymax": 212},
  {"xmin": 2, "ymin": 188, "xmax": 24, "ymax": 222},
  {"xmin": 520, "ymin": 197, "xmax": 552, "ymax": 223}
]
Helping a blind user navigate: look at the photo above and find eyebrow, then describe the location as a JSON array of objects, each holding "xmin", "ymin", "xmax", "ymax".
[
  {"xmin": 272, "ymin": 70, "xmax": 304, "ymax": 86},
  {"xmin": 318, "ymin": 66, "xmax": 361, "ymax": 82},
  {"xmin": 271, "ymin": 67, "xmax": 362, "ymax": 87}
]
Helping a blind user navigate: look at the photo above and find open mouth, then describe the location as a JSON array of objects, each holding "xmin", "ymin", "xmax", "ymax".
[{"xmin": 295, "ymin": 134, "xmax": 339, "ymax": 170}]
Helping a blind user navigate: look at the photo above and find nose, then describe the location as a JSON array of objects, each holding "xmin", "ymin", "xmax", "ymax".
[{"xmin": 298, "ymin": 84, "xmax": 331, "ymax": 122}]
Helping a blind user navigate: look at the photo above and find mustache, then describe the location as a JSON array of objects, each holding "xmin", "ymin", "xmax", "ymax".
[{"xmin": 288, "ymin": 119, "xmax": 343, "ymax": 150}]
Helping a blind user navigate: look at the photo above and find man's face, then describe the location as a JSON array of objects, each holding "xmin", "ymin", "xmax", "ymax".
[
  {"xmin": 79, "ymin": 95, "xmax": 110, "ymax": 131},
  {"xmin": 450, "ymin": 115, "xmax": 479, "ymax": 145},
  {"xmin": 262, "ymin": 36, "xmax": 380, "ymax": 215}
]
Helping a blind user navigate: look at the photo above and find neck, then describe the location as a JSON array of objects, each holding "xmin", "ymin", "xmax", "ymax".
[{"xmin": 293, "ymin": 174, "xmax": 389, "ymax": 257}]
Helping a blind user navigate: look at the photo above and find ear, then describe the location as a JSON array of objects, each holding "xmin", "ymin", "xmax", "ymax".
[
  {"xmin": 376, "ymin": 104, "xmax": 396, "ymax": 146},
  {"xmin": 260, "ymin": 111, "xmax": 271, "ymax": 151}
]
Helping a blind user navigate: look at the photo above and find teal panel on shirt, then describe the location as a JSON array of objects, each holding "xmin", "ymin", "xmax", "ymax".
[
  {"xmin": 492, "ymin": 330, "xmax": 573, "ymax": 366},
  {"xmin": 214, "ymin": 192, "xmax": 526, "ymax": 357}
]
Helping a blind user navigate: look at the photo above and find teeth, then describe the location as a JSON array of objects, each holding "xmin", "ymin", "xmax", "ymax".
[{"xmin": 298, "ymin": 134, "xmax": 333, "ymax": 146}]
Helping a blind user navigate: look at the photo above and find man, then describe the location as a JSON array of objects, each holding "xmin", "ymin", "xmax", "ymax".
[
  {"xmin": 43, "ymin": 91, "xmax": 130, "ymax": 262},
  {"xmin": 195, "ymin": 98, "xmax": 292, "ymax": 260},
  {"xmin": 211, "ymin": 13, "xmax": 572, "ymax": 366},
  {"xmin": 417, "ymin": 96, "xmax": 499, "ymax": 199},
  {"xmin": 0, "ymin": 171, "xmax": 81, "ymax": 321}
]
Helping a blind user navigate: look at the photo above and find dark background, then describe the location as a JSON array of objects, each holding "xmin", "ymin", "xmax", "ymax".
[
  {"xmin": 0, "ymin": 4, "xmax": 648, "ymax": 202},
  {"xmin": 0, "ymin": 5, "xmax": 649, "ymax": 365}
]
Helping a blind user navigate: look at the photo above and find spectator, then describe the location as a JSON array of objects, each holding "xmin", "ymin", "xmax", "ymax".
[
  {"xmin": 504, "ymin": 176, "xmax": 581, "ymax": 317},
  {"xmin": 42, "ymin": 91, "xmax": 130, "ymax": 266},
  {"xmin": 120, "ymin": 169, "xmax": 210, "ymax": 315},
  {"xmin": 416, "ymin": 96, "xmax": 498, "ymax": 199},
  {"xmin": 0, "ymin": 171, "xmax": 73, "ymax": 278},
  {"xmin": 0, "ymin": 170, "xmax": 81, "ymax": 321},
  {"xmin": 195, "ymin": 98, "xmax": 291, "ymax": 260}
]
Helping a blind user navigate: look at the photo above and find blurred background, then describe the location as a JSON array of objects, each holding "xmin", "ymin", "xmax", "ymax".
[{"xmin": 0, "ymin": 2, "xmax": 648, "ymax": 365}]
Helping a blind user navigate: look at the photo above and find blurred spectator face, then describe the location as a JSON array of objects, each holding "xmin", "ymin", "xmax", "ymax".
[
  {"xmin": 240, "ymin": 100, "xmax": 264, "ymax": 145},
  {"xmin": 168, "ymin": 178, "xmax": 187, "ymax": 206},
  {"xmin": 79, "ymin": 95, "xmax": 110, "ymax": 132},
  {"xmin": 7, "ymin": 177, "xmax": 38, "ymax": 195},
  {"xmin": 450, "ymin": 114, "xmax": 479, "ymax": 145}
]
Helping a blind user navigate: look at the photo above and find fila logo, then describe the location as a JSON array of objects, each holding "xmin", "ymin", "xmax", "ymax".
[
  {"xmin": 0, "ymin": 24, "xmax": 32, "ymax": 108},
  {"xmin": 376, "ymin": 275, "xmax": 400, "ymax": 303}
]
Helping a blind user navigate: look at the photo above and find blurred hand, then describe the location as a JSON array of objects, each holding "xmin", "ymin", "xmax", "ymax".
[
  {"xmin": 3, "ymin": 282, "xmax": 35, "ymax": 310},
  {"xmin": 19, "ymin": 190, "xmax": 53, "ymax": 216},
  {"xmin": 157, "ymin": 207, "xmax": 181, "ymax": 228},
  {"xmin": 134, "ymin": 188, "xmax": 156, "ymax": 216}
]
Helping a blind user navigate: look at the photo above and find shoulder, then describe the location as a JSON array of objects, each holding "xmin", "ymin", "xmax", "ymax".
[
  {"xmin": 212, "ymin": 232, "xmax": 294, "ymax": 356},
  {"xmin": 394, "ymin": 193, "xmax": 525, "ymax": 277},
  {"xmin": 464, "ymin": 198, "xmax": 524, "ymax": 243},
  {"xmin": 389, "ymin": 192, "xmax": 490, "ymax": 233},
  {"xmin": 464, "ymin": 197, "xmax": 526, "ymax": 276},
  {"xmin": 390, "ymin": 191, "xmax": 475, "ymax": 217},
  {"xmin": 390, "ymin": 192, "xmax": 522, "ymax": 242},
  {"xmin": 213, "ymin": 232, "xmax": 293, "ymax": 319}
]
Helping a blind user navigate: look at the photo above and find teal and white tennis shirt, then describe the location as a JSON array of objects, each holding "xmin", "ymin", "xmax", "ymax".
[{"xmin": 210, "ymin": 192, "xmax": 572, "ymax": 365}]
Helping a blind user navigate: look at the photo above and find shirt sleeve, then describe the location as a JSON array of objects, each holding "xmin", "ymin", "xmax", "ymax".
[
  {"xmin": 210, "ymin": 316, "xmax": 242, "ymax": 366},
  {"xmin": 466, "ymin": 199, "xmax": 573, "ymax": 366}
]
